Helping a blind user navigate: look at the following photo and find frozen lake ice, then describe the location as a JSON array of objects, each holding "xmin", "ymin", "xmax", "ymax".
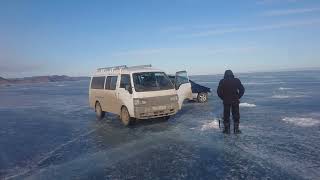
[{"xmin": 1, "ymin": 71, "xmax": 320, "ymax": 179}]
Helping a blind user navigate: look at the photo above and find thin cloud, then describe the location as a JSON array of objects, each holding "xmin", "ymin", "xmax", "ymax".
[
  {"xmin": 262, "ymin": 7, "xmax": 320, "ymax": 16},
  {"xmin": 112, "ymin": 46, "xmax": 258, "ymax": 57},
  {"xmin": 257, "ymin": 0, "xmax": 300, "ymax": 5},
  {"xmin": 161, "ymin": 26, "xmax": 186, "ymax": 33},
  {"xmin": 187, "ymin": 19, "xmax": 320, "ymax": 37},
  {"xmin": 161, "ymin": 23, "xmax": 235, "ymax": 33},
  {"xmin": 112, "ymin": 48, "xmax": 171, "ymax": 57}
]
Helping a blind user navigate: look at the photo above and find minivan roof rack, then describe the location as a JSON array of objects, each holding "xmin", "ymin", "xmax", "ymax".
[
  {"xmin": 96, "ymin": 65, "xmax": 127, "ymax": 73},
  {"xmin": 127, "ymin": 64, "xmax": 152, "ymax": 69},
  {"xmin": 96, "ymin": 64, "xmax": 152, "ymax": 73}
]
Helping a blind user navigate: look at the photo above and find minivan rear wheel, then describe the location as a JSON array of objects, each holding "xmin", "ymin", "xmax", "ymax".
[
  {"xmin": 95, "ymin": 102, "xmax": 105, "ymax": 120},
  {"xmin": 121, "ymin": 106, "xmax": 133, "ymax": 126}
]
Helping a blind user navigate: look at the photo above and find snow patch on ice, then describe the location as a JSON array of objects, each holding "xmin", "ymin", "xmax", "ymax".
[
  {"xmin": 201, "ymin": 120, "xmax": 220, "ymax": 131},
  {"xmin": 282, "ymin": 117, "xmax": 319, "ymax": 127},
  {"xmin": 279, "ymin": 87, "xmax": 292, "ymax": 90},
  {"xmin": 240, "ymin": 103, "xmax": 256, "ymax": 107},
  {"xmin": 272, "ymin": 95, "xmax": 306, "ymax": 99},
  {"xmin": 272, "ymin": 95, "xmax": 290, "ymax": 99}
]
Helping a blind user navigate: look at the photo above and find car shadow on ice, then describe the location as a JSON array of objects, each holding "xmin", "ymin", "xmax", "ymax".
[{"xmin": 96, "ymin": 113, "xmax": 171, "ymax": 132}]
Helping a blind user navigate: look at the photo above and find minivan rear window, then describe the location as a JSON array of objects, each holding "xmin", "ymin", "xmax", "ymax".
[{"xmin": 91, "ymin": 76, "xmax": 105, "ymax": 89}]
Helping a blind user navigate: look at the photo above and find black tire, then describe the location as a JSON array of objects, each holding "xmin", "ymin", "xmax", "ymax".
[
  {"xmin": 121, "ymin": 106, "xmax": 133, "ymax": 126},
  {"xmin": 197, "ymin": 92, "xmax": 208, "ymax": 103},
  {"xmin": 95, "ymin": 102, "xmax": 105, "ymax": 120}
]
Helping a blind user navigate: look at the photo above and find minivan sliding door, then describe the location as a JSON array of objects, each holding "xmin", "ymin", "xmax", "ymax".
[{"xmin": 105, "ymin": 76, "xmax": 120, "ymax": 114}]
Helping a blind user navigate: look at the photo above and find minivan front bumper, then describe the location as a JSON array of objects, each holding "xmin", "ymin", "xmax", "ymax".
[{"xmin": 133, "ymin": 95, "xmax": 179, "ymax": 119}]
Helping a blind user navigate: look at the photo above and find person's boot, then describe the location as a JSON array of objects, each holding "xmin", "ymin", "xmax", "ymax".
[
  {"xmin": 234, "ymin": 123, "xmax": 241, "ymax": 134},
  {"xmin": 223, "ymin": 122, "xmax": 230, "ymax": 134}
]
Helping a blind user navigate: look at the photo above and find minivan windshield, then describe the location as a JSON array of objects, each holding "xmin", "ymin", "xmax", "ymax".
[{"xmin": 133, "ymin": 72, "xmax": 174, "ymax": 92}]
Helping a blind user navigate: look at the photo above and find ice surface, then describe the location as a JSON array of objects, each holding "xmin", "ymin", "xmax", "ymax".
[
  {"xmin": 200, "ymin": 120, "xmax": 220, "ymax": 131},
  {"xmin": 243, "ymin": 82, "xmax": 286, "ymax": 85},
  {"xmin": 1, "ymin": 71, "xmax": 320, "ymax": 179},
  {"xmin": 271, "ymin": 95, "xmax": 307, "ymax": 99}
]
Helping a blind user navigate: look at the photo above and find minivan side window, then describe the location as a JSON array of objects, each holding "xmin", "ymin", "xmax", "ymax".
[
  {"xmin": 91, "ymin": 76, "xmax": 105, "ymax": 89},
  {"xmin": 120, "ymin": 74, "xmax": 131, "ymax": 88},
  {"xmin": 105, "ymin": 76, "xmax": 118, "ymax": 90}
]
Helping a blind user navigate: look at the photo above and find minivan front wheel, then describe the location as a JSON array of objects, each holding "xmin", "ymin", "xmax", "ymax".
[
  {"xmin": 121, "ymin": 106, "xmax": 133, "ymax": 126},
  {"xmin": 95, "ymin": 102, "xmax": 105, "ymax": 120}
]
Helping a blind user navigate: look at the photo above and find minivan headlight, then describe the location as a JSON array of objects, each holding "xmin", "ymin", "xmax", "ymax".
[
  {"xmin": 170, "ymin": 95, "xmax": 178, "ymax": 102},
  {"xmin": 134, "ymin": 99, "xmax": 147, "ymax": 105}
]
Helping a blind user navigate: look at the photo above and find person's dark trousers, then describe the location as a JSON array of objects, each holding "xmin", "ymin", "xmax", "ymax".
[{"xmin": 223, "ymin": 103, "xmax": 240, "ymax": 134}]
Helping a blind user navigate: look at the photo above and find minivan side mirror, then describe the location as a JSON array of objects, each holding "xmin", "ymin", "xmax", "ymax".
[
  {"xmin": 175, "ymin": 78, "xmax": 183, "ymax": 90},
  {"xmin": 175, "ymin": 83, "xmax": 181, "ymax": 90},
  {"xmin": 125, "ymin": 84, "xmax": 133, "ymax": 94}
]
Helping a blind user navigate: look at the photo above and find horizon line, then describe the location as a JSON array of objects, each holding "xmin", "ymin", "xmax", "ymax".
[{"xmin": 2, "ymin": 67, "xmax": 320, "ymax": 79}]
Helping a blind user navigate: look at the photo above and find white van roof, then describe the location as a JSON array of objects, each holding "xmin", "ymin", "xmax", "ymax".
[{"xmin": 93, "ymin": 65, "xmax": 162, "ymax": 76}]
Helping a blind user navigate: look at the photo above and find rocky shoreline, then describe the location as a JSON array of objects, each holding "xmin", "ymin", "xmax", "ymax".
[{"xmin": 0, "ymin": 75, "xmax": 89, "ymax": 86}]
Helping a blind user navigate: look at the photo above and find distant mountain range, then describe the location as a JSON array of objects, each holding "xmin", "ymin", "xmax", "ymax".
[{"xmin": 0, "ymin": 75, "xmax": 89, "ymax": 85}]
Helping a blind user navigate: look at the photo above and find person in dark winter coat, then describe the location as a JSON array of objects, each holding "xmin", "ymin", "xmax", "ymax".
[{"xmin": 217, "ymin": 70, "xmax": 245, "ymax": 134}]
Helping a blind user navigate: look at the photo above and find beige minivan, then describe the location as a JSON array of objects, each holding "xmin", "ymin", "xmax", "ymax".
[{"xmin": 89, "ymin": 65, "xmax": 191, "ymax": 126}]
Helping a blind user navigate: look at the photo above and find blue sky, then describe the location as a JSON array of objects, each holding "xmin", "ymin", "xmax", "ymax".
[{"xmin": 1, "ymin": 0, "xmax": 320, "ymax": 77}]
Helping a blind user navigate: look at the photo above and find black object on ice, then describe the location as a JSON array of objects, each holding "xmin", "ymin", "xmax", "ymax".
[
  {"xmin": 222, "ymin": 123, "xmax": 230, "ymax": 134},
  {"xmin": 234, "ymin": 123, "xmax": 242, "ymax": 134}
]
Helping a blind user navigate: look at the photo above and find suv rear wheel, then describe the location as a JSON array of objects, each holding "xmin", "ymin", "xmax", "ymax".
[{"xmin": 197, "ymin": 92, "xmax": 208, "ymax": 103}]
